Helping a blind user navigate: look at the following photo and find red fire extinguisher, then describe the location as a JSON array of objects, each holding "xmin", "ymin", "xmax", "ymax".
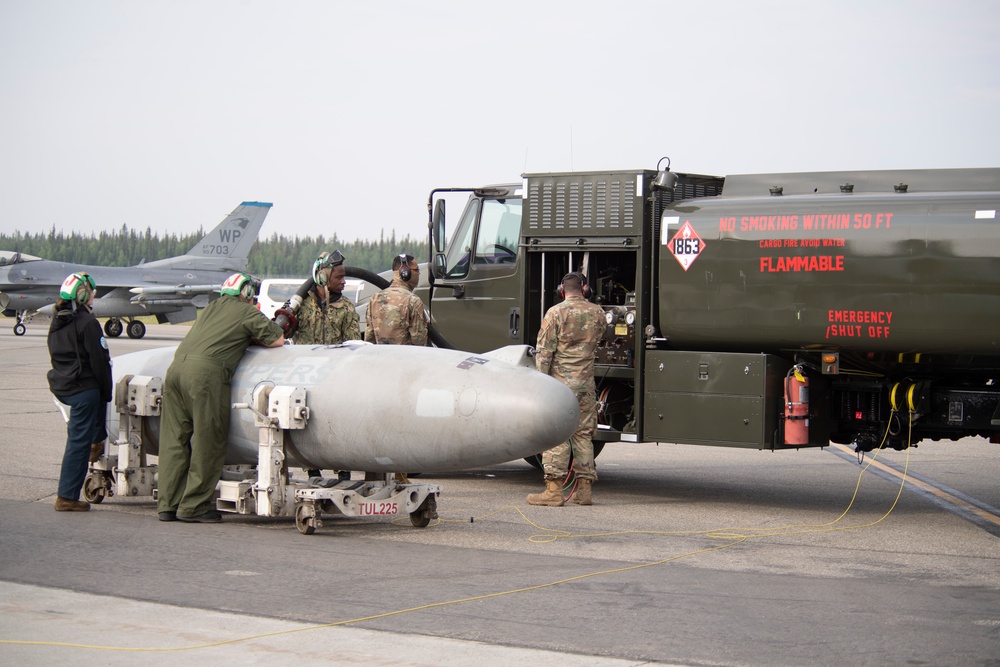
[{"xmin": 784, "ymin": 365, "xmax": 809, "ymax": 446}]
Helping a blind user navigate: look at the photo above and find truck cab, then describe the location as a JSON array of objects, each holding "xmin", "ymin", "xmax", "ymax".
[
  {"xmin": 427, "ymin": 186, "xmax": 524, "ymax": 353},
  {"xmin": 426, "ymin": 170, "xmax": 726, "ymax": 445}
]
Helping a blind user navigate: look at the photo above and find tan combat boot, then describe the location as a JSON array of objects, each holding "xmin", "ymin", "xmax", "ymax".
[
  {"xmin": 527, "ymin": 480, "xmax": 564, "ymax": 507},
  {"xmin": 54, "ymin": 496, "xmax": 90, "ymax": 512},
  {"xmin": 571, "ymin": 479, "xmax": 592, "ymax": 505}
]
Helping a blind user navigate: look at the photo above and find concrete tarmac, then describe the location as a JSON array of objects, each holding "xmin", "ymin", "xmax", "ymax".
[
  {"xmin": 0, "ymin": 581, "xmax": 648, "ymax": 666},
  {"xmin": 1, "ymin": 323, "xmax": 999, "ymax": 666}
]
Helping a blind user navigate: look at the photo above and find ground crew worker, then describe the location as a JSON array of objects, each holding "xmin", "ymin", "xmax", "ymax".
[
  {"xmin": 46, "ymin": 272, "xmax": 113, "ymax": 512},
  {"xmin": 156, "ymin": 272, "xmax": 284, "ymax": 523},
  {"xmin": 293, "ymin": 250, "xmax": 360, "ymax": 346},
  {"xmin": 293, "ymin": 250, "xmax": 359, "ymax": 480},
  {"xmin": 526, "ymin": 272, "xmax": 606, "ymax": 507},
  {"xmin": 364, "ymin": 253, "xmax": 428, "ymax": 346},
  {"xmin": 364, "ymin": 253, "xmax": 427, "ymax": 485}
]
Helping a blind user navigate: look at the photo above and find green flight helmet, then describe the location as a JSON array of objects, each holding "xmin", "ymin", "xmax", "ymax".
[
  {"xmin": 312, "ymin": 250, "xmax": 345, "ymax": 286},
  {"xmin": 59, "ymin": 272, "xmax": 97, "ymax": 305},
  {"xmin": 220, "ymin": 272, "xmax": 257, "ymax": 300}
]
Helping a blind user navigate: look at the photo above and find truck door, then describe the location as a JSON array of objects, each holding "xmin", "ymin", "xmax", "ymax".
[{"xmin": 430, "ymin": 196, "xmax": 523, "ymax": 353}]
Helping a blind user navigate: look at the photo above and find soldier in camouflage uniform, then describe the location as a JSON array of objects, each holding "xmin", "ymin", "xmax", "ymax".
[
  {"xmin": 293, "ymin": 250, "xmax": 360, "ymax": 346},
  {"xmin": 527, "ymin": 272, "xmax": 607, "ymax": 507},
  {"xmin": 364, "ymin": 253, "xmax": 428, "ymax": 486},
  {"xmin": 364, "ymin": 253, "xmax": 428, "ymax": 346},
  {"xmin": 293, "ymin": 250, "xmax": 359, "ymax": 481}
]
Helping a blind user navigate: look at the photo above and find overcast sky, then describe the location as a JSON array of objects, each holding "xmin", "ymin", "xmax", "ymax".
[{"xmin": 1, "ymin": 0, "xmax": 997, "ymax": 248}]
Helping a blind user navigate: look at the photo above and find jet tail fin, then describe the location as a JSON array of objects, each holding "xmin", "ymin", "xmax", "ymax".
[{"xmin": 143, "ymin": 201, "xmax": 272, "ymax": 272}]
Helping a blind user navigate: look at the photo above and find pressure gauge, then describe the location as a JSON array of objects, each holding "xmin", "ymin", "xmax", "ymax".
[
  {"xmin": 625, "ymin": 311, "xmax": 635, "ymax": 326},
  {"xmin": 605, "ymin": 311, "xmax": 617, "ymax": 324}
]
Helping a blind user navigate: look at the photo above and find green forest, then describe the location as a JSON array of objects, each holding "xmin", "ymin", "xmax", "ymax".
[{"xmin": 0, "ymin": 226, "xmax": 430, "ymax": 277}]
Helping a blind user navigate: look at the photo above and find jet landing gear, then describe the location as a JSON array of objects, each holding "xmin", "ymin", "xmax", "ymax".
[
  {"xmin": 104, "ymin": 318, "xmax": 146, "ymax": 339},
  {"xmin": 11, "ymin": 310, "xmax": 31, "ymax": 336},
  {"xmin": 126, "ymin": 320, "xmax": 146, "ymax": 339}
]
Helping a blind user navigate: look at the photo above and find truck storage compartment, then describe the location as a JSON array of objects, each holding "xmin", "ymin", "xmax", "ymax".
[{"xmin": 643, "ymin": 350, "xmax": 791, "ymax": 449}]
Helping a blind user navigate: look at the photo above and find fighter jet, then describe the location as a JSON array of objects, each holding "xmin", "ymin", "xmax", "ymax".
[{"xmin": 0, "ymin": 201, "xmax": 270, "ymax": 338}]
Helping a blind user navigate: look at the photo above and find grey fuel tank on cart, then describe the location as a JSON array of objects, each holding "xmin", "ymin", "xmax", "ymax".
[{"xmin": 109, "ymin": 341, "xmax": 580, "ymax": 472}]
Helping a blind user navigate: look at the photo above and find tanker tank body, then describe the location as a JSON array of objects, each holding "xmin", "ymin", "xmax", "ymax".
[
  {"xmin": 110, "ymin": 341, "xmax": 581, "ymax": 473},
  {"xmin": 655, "ymin": 167, "xmax": 1000, "ymax": 450}
]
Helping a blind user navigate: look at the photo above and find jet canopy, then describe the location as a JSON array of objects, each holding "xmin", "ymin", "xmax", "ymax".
[{"xmin": 0, "ymin": 251, "xmax": 42, "ymax": 266}]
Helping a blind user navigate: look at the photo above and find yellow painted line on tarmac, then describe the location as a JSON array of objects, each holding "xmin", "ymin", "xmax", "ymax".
[{"xmin": 831, "ymin": 443, "xmax": 1000, "ymax": 528}]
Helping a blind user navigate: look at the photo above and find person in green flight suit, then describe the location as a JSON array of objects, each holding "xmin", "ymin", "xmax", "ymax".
[{"xmin": 156, "ymin": 272, "xmax": 285, "ymax": 523}]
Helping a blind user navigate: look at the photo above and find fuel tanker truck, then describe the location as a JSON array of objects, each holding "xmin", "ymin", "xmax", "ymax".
[{"xmin": 421, "ymin": 161, "xmax": 1000, "ymax": 454}]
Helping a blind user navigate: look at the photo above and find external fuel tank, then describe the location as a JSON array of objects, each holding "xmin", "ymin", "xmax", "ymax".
[{"xmin": 110, "ymin": 342, "xmax": 580, "ymax": 472}]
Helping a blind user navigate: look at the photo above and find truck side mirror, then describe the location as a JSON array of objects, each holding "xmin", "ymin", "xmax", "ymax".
[
  {"xmin": 432, "ymin": 199, "xmax": 447, "ymax": 279},
  {"xmin": 433, "ymin": 253, "xmax": 447, "ymax": 279},
  {"xmin": 432, "ymin": 199, "xmax": 446, "ymax": 252}
]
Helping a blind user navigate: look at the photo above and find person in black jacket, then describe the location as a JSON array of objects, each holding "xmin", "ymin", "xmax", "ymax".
[{"xmin": 47, "ymin": 272, "xmax": 113, "ymax": 512}]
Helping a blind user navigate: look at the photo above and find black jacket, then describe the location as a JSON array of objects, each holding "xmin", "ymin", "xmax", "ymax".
[{"xmin": 46, "ymin": 304, "xmax": 113, "ymax": 403}]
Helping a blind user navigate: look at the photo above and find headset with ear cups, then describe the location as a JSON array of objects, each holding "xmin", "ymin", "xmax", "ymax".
[
  {"xmin": 241, "ymin": 277, "xmax": 257, "ymax": 300},
  {"xmin": 220, "ymin": 272, "xmax": 257, "ymax": 300},
  {"xmin": 557, "ymin": 272, "xmax": 592, "ymax": 300},
  {"xmin": 313, "ymin": 253, "xmax": 331, "ymax": 286},
  {"xmin": 397, "ymin": 253, "xmax": 412, "ymax": 282},
  {"xmin": 59, "ymin": 272, "xmax": 96, "ymax": 306}
]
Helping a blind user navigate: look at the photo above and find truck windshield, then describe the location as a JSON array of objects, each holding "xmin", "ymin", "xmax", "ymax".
[{"xmin": 443, "ymin": 198, "xmax": 521, "ymax": 279}]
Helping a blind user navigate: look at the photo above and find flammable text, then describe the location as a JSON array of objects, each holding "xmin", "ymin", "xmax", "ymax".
[{"xmin": 760, "ymin": 255, "xmax": 844, "ymax": 272}]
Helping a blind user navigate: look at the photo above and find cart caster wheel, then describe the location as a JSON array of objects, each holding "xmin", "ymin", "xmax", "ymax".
[
  {"xmin": 82, "ymin": 475, "xmax": 107, "ymax": 504},
  {"xmin": 410, "ymin": 495, "xmax": 437, "ymax": 528},
  {"xmin": 295, "ymin": 503, "xmax": 319, "ymax": 535}
]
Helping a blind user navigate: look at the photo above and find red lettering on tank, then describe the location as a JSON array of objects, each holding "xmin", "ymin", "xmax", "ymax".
[
  {"xmin": 824, "ymin": 310, "xmax": 894, "ymax": 340},
  {"xmin": 732, "ymin": 213, "xmax": 892, "ymax": 234},
  {"xmin": 759, "ymin": 255, "xmax": 844, "ymax": 272},
  {"xmin": 740, "ymin": 215, "xmax": 798, "ymax": 231},
  {"xmin": 825, "ymin": 325, "xmax": 863, "ymax": 338},
  {"xmin": 827, "ymin": 309, "xmax": 894, "ymax": 325},
  {"xmin": 803, "ymin": 214, "xmax": 851, "ymax": 230}
]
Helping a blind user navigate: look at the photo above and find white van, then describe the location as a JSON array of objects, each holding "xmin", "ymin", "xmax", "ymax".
[
  {"xmin": 257, "ymin": 279, "xmax": 304, "ymax": 319},
  {"xmin": 257, "ymin": 278, "xmax": 366, "ymax": 319}
]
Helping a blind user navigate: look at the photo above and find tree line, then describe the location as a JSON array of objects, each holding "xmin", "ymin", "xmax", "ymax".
[{"xmin": 0, "ymin": 226, "xmax": 430, "ymax": 277}]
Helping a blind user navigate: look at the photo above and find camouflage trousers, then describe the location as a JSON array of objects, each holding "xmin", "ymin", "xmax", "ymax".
[{"xmin": 542, "ymin": 389, "xmax": 597, "ymax": 482}]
